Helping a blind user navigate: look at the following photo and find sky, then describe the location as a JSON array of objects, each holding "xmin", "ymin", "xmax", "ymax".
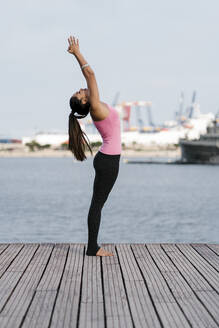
[{"xmin": 1, "ymin": 0, "xmax": 219, "ymax": 137}]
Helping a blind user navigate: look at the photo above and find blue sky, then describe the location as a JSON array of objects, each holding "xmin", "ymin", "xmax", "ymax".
[{"xmin": 1, "ymin": 0, "xmax": 219, "ymax": 137}]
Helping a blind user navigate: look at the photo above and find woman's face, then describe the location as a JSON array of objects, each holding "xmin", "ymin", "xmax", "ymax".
[{"xmin": 73, "ymin": 88, "xmax": 89, "ymax": 104}]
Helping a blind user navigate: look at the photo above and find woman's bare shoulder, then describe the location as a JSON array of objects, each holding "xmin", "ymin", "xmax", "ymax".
[{"xmin": 90, "ymin": 101, "xmax": 110, "ymax": 122}]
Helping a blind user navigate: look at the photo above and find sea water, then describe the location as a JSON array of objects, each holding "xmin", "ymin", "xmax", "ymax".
[{"xmin": 0, "ymin": 157, "xmax": 218, "ymax": 243}]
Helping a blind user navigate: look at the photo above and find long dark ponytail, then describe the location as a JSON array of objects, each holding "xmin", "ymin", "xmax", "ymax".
[{"xmin": 68, "ymin": 96, "xmax": 93, "ymax": 161}]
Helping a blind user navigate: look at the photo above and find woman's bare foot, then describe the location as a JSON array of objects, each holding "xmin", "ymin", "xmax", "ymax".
[{"xmin": 96, "ymin": 247, "xmax": 114, "ymax": 256}]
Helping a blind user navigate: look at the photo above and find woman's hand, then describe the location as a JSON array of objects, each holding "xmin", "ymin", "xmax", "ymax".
[{"xmin": 67, "ymin": 36, "xmax": 80, "ymax": 55}]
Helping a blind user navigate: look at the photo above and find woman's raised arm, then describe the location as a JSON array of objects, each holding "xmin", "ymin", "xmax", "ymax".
[{"xmin": 67, "ymin": 36, "xmax": 101, "ymax": 111}]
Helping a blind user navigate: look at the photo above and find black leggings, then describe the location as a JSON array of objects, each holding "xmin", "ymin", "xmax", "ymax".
[{"xmin": 86, "ymin": 151, "xmax": 121, "ymax": 255}]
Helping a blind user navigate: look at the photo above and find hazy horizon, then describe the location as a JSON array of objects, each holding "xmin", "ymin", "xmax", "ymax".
[{"xmin": 1, "ymin": 0, "xmax": 219, "ymax": 138}]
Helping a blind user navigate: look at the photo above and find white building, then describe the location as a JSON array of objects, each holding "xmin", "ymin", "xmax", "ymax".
[{"xmin": 22, "ymin": 132, "xmax": 69, "ymax": 146}]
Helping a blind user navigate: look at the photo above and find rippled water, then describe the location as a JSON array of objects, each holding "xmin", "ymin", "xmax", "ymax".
[{"xmin": 0, "ymin": 156, "xmax": 218, "ymax": 244}]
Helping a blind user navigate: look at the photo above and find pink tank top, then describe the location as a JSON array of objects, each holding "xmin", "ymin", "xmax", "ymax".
[{"xmin": 93, "ymin": 104, "xmax": 122, "ymax": 155}]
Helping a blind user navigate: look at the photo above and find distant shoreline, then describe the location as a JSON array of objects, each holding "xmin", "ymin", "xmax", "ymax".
[{"xmin": 0, "ymin": 148, "xmax": 181, "ymax": 159}]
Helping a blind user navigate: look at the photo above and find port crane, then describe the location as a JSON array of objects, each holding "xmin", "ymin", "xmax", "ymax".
[
  {"xmin": 116, "ymin": 101, "xmax": 160, "ymax": 132},
  {"xmin": 174, "ymin": 90, "xmax": 197, "ymax": 126},
  {"xmin": 187, "ymin": 90, "xmax": 196, "ymax": 118},
  {"xmin": 175, "ymin": 91, "xmax": 185, "ymax": 123},
  {"xmin": 135, "ymin": 101, "xmax": 156, "ymax": 132},
  {"xmin": 111, "ymin": 92, "xmax": 120, "ymax": 107}
]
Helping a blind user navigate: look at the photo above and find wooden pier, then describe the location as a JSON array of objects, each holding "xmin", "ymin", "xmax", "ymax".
[{"xmin": 0, "ymin": 243, "xmax": 219, "ymax": 327}]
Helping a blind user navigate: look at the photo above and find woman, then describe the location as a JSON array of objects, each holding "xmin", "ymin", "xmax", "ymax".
[{"xmin": 67, "ymin": 36, "xmax": 122, "ymax": 257}]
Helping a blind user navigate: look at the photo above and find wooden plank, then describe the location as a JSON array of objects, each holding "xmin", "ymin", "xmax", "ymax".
[
  {"xmin": 176, "ymin": 243, "xmax": 219, "ymax": 292},
  {"xmin": 0, "ymin": 244, "xmax": 53, "ymax": 328},
  {"xmin": 0, "ymin": 244, "xmax": 38, "ymax": 311},
  {"xmin": 131, "ymin": 244, "xmax": 190, "ymax": 328},
  {"xmin": 101, "ymin": 243, "xmax": 133, "ymax": 328},
  {"xmin": 116, "ymin": 244, "xmax": 162, "ymax": 328},
  {"xmin": 161, "ymin": 243, "xmax": 219, "ymax": 325},
  {"xmin": 191, "ymin": 244, "xmax": 219, "ymax": 271},
  {"xmin": 50, "ymin": 244, "xmax": 84, "ymax": 328},
  {"xmin": 149, "ymin": 243, "xmax": 218, "ymax": 327},
  {"xmin": 21, "ymin": 243, "xmax": 69, "ymax": 328},
  {"xmin": 0, "ymin": 244, "xmax": 24, "ymax": 276},
  {"xmin": 207, "ymin": 244, "xmax": 219, "ymax": 256},
  {"xmin": 78, "ymin": 246, "xmax": 104, "ymax": 328},
  {"xmin": 0, "ymin": 244, "xmax": 9, "ymax": 256}
]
